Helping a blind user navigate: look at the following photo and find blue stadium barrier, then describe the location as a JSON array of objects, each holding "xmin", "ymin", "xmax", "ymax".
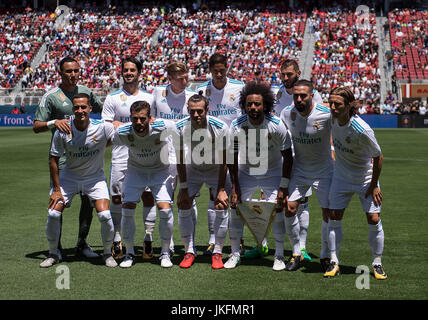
[
  {"xmin": 359, "ymin": 115, "xmax": 398, "ymax": 128},
  {"xmin": 0, "ymin": 113, "xmax": 102, "ymax": 127}
]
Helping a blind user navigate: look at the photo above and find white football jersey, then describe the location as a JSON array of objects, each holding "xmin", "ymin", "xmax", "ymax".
[
  {"xmin": 272, "ymin": 84, "xmax": 323, "ymax": 115},
  {"xmin": 280, "ymin": 104, "xmax": 333, "ymax": 179},
  {"xmin": 230, "ymin": 113, "xmax": 292, "ymax": 177},
  {"xmin": 176, "ymin": 115, "xmax": 229, "ymax": 172},
  {"xmin": 50, "ymin": 119, "xmax": 114, "ymax": 180},
  {"xmin": 197, "ymin": 78, "xmax": 244, "ymax": 126},
  {"xmin": 152, "ymin": 84, "xmax": 195, "ymax": 121},
  {"xmin": 331, "ymin": 115, "xmax": 382, "ymax": 184},
  {"xmin": 113, "ymin": 119, "xmax": 177, "ymax": 173},
  {"xmin": 102, "ymin": 88, "xmax": 154, "ymax": 165}
]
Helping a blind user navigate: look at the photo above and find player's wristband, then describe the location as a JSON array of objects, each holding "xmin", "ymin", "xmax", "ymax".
[
  {"xmin": 331, "ymin": 146, "xmax": 335, "ymax": 151},
  {"xmin": 47, "ymin": 120, "xmax": 56, "ymax": 129},
  {"xmin": 279, "ymin": 177, "xmax": 290, "ymax": 188},
  {"xmin": 179, "ymin": 181, "xmax": 188, "ymax": 189}
]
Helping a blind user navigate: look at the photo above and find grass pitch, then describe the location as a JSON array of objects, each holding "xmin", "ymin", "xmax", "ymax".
[{"xmin": 0, "ymin": 127, "xmax": 427, "ymax": 301}]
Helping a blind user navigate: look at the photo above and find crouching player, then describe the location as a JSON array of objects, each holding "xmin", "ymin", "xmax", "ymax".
[
  {"xmin": 324, "ymin": 86, "xmax": 387, "ymax": 280},
  {"xmin": 175, "ymin": 94, "xmax": 230, "ymax": 269},
  {"xmin": 113, "ymin": 101, "xmax": 177, "ymax": 268},
  {"xmin": 40, "ymin": 93, "xmax": 116, "ymax": 268}
]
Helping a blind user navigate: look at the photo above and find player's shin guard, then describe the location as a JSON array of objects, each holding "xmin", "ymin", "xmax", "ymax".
[
  {"xmin": 285, "ymin": 215, "xmax": 301, "ymax": 256},
  {"xmin": 159, "ymin": 208, "xmax": 174, "ymax": 255},
  {"xmin": 46, "ymin": 209, "xmax": 62, "ymax": 254},
  {"xmin": 297, "ymin": 202, "xmax": 309, "ymax": 249},
  {"xmin": 191, "ymin": 199, "xmax": 198, "ymax": 248},
  {"xmin": 272, "ymin": 211, "xmax": 285, "ymax": 257},
  {"xmin": 320, "ymin": 220, "xmax": 330, "ymax": 259},
  {"xmin": 97, "ymin": 210, "xmax": 114, "ymax": 254},
  {"xmin": 110, "ymin": 202, "xmax": 122, "ymax": 242},
  {"xmin": 178, "ymin": 209, "xmax": 195, "ymax": 254},
  {"xmin": 121, "ymin": 208, "xmax": 136, "ymax": 256},
  {"xmin": 207, "ymin": 200, "xmax": 216, "ymax": 244},
  {"xmin": 229, "ymin": 208, "xmax": 244, "ymax": 255},
  {"xmin": 368, "ymin": 220, "xmax": 384, "ymax": 265},
  {"xmin": 213, "ymin": 209, "xmax": 228, "ymax": 254},
  {"xmin": 142, "ymin": 206, "xmax": 156, "ymax": 242},
  {"xmin": 328, "ymin": 219, "xmax": 343, "ymax": 264}
]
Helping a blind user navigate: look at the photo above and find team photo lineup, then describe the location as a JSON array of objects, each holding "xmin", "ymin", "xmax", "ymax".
[
  {"xmin": 34, "ymin": 50, "xmax": 386, "ymax": 280},
  {"xmin": 3, "ymin": 0, "xmax": 428, "ymax": 301}
]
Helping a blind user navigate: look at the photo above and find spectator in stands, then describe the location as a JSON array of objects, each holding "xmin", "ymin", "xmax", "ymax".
[
  {"xmin": 20, "ymin": 103, "xmax": 26, "ymax": 114},
  {"xmin": 380, "ymin": 100, "xmax": 392, "ymax": 115},
  {"xmin": 419, "ymin": 103, "xmax": 427, "ymax": 116},
  {"xmin": 11, "ymin": 106, "xmax": 20, "ymax": 114}
]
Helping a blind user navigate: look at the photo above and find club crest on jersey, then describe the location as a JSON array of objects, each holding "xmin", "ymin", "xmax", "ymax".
[
  {"xmin": 276, "ymin": 91, "xmax": 282, "ymax": 99},
  {"xmin": 291, "ymin": 112, "xmax": 296, "ymax": 121},
  {"xmin": 58, "ymin": 93, "xmax": 66, "ymax": 101},
  {"xmin": 345, "ymin": 136, "xmax": 351, "ymax": 143},
  {"xmin": 92, "ymin": 135, "xmax": 98, "ymax": 142},
  {"xmin": 155, "ymin": 138, "xmax": 161, "ymax": 144},
  {"xmin": 120, "ymin": 94, "xmax": 127, "ymax": 102},
  {"xmin": 128, "ymin": 134, "xmax": 134, "ymax": 142},
  {"xmin": 162, "ymin": 90, "xmax": 168, "ymax": 98},
  {"xmin": 230, "ymin": 93, "xmax": 235, "ymax": 101},
  {"xmin": 313, "ymin": 121, "xmax": 320, "ymax": 131},
  {"xmin": 206, "ymin": 89, "xmax": 211, "ymax": 96}
]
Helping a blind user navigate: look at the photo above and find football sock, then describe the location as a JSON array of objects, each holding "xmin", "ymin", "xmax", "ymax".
[
  {"xmin": 368, "ymin": 220, "xmax": 384, "ymax": 266},
  {"xmin": 272, "ymin": 211, "xmax": 285, "ymax": 257},
  {"xmin": 142, "ymin": 205, "xmax": 156, "ymax": 242},
  {"xmin": 97, "ymin": 210, "xmax": 114, "ymax": 254},
  {"xmin": 207, "ymin": 200, "xmax": 216, "ymax": 244},
  {"xmin": 121, "ymin": 208, "xmax": 136, "ymax": 256},
  {"xmin": 285, "ymin": 215, "xmax": 301, "ymax": 256},
  {"xmin": 110, "ymin": 202, "xmax": 122, "ymax": 242},
  {"xmin": 178, "ymin": 209, "xmax": 194, "ymax": 254},
  {"xmin": 46, "ymin": 209, "xmax": 62, "ymax": 254},
  {"xmin": 320, "ymin": 220, "xmax": 330, "ymax": 259},
  {"xmin": 297, "ymin": 202, "xmax": 309, "ymax": 249},
  {"xmin": 229, "ymin": 208, "xmax": 244, "ymax": 255},
  {"xmin": 328, "ymin": 219, "xmax": 343, "ymax": 264},
  {"xmin": 213, "ymin": 209, "xmax": 228, "ymax": 254},
  {"xmin": 159, "ymin": 208, "xmax": 174, "ymax": 255}
]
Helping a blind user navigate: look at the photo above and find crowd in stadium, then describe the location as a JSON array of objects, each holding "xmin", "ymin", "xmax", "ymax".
[{"xmin": 0, "ymin": 0, "xmax": 427, "ymax": 111}]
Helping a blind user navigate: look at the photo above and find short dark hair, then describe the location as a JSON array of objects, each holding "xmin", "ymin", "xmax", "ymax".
[
  {"xmin": 188, "ymin": 94, "xmax": 209, "ymax": 109},
  {"xmin": 239, "ymin": 81, "xmax": 275, "ymax": 115},
  {"xmin": 130, "ymin": 100, "xmax": 151, "ymax": 115},
  {"xmin": 59, "ymin": 56, "xmax": 79, "ymax": 71},
  {"xmin": 280, "ymin": 59, "xmax": 300, "ymax": 72},
  {"xmin": 209, "ymin": 53, "xmax": 228, "ymax": 68},
  {"xmin": 293, "ymin": 79, "xmax": 314, "ymax": 92},
  {"xmin": 122, "ymin": 56, "xmax": 142, "ymax": 73},
  {"xmin": 72, "ymin": 92, "xmax": 90, "ymax": 104}
]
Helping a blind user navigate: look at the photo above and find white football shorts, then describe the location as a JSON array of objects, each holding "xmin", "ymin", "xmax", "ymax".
[{"xmin": 288, "ymin": 174, "xmax": 332, "ymax": 208}]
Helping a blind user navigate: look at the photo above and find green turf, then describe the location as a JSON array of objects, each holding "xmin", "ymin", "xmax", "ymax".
[{"xmin": 0, "ymin": 127, "xmax": 427, "ymax": 300}]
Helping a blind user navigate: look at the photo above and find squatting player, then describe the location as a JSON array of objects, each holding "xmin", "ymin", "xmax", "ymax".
[
  {"xmin": 40, "ymin": 93, "xmax": 116, "ymax": 268},
  {"xmin": 227, "ymin": 82, "xmax": 293, "ymax": 270},
  {"xmin": 324, "ymin": 86, "xmax": 387, "ymax": 280},
  {"xmin": 175, "ymin": 94, "xmax": 230, "ymax": 269},
  {"xmin": 113, "ymin": 101, "xmax": 177, "ymax": 268},
  {"xmin": 280, "ymin": 80, "xmax": 333, "ymax": 272}
]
